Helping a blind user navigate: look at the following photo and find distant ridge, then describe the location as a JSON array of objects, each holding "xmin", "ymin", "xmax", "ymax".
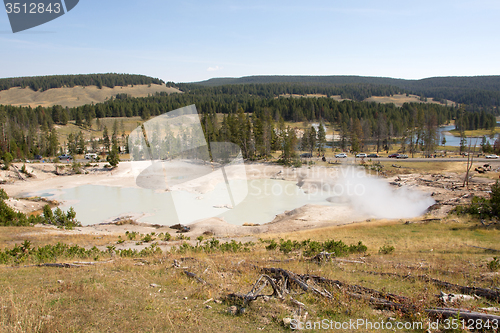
[
  {"xmin": 191, "ymin": 75, "xmax": 500, "ymax": 107},
  {"xmin": 192, "ymin": 75, "xmax": 407, "ymax": 86},
  {"xmin": 0, "ymin": 73, "xmax": 165, "ymax": 92},
  {"xmin": 193, "ymin": 75, "xmax": 500, "ymax": 91}
]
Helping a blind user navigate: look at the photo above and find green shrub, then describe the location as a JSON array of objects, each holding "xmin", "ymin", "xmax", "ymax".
[
  {"xmin": 141, "ymin": 233, "xmax": 155, "ymax": 243},
  {"xmin": 279, "ymin": 239, "xmax": 302, "ymax": 254},
  {"xmin": 454, "ymin": 180, "xmax": 500, "ymax": 218},
  {"xmin": 488, "ymin": 257, "xmax": 500, "ymax": 271},
  {"xmin": 379, "ymin": 244, "xmax": 395, "ymax": 255},
  {"xmin": 2, "ymin": 152, "xmax": 13, "ymax": 169},
  {"xmin": 125, "ymin": 231, "xmax": 138, "ymax": 240},
  {"xmin": 265, "ymin": 239, "xmax": 278, "ymax": 251},
  {"xmin": 42, "ymin": 205, "xmax": 81, "ymax": 229}
]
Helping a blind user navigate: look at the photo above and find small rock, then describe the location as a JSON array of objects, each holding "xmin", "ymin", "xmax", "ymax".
[
  {"xmin": 150, "ymin": 283, "xmax": 161, "ymax": 288},
  {"xmin": 205, "ymin": 305, "xmax": 212, "ymax": 309},
  {"xmin": 214, "ymin": 299, "xmax": 222, "ymax": 304},
  {"xmin": 57, "ymin": 280, "xmax": 64, "ymax": 284},
  {"xmin": 183, "ymin": 297, "xmax": 188, "ymax": 300},
  {"xmin": 480, "ymin": 307, "xmax": 500, "ymax": 312},
  {"xmin": 261, "ymin": 296, "xmax": 270, "ymax": 302},
  {"xmin": 239, "ymin": 307, "xmax": 246, "ymax": 314},
  {"xmin": 283, "ymin": 317, "xmax": 292, "ymax": 327},
  {"xmin": 228, "ymin": 305, "xmax": 238, "ymax": 315}
]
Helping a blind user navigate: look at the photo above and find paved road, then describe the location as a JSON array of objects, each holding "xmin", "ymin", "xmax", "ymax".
[
  {"xmin": 67, "ymin": 156, "xmax": 500, "ymax": 165},
  {"xmin": 325, "ymin": 157, "xmax": 500, "ymax": 163}
]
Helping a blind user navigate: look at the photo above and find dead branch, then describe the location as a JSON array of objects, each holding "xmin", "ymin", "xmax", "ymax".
[
  {"xmin": 227, "ymin": 266, "xmax": 500, "ymax": 321},
  {"xmin": 183, "ymin": 270, "xmax": 210, "ymax": 286},
  {"xmin": 426, "ymin": 307, "xmax": 500, "ymax": 322},
  {"xmin": 39, "ymin": 263, "xmax": 81, "ymax": 268},
  {"xmin": 11, "ymin": 165, "xmax": 26, "ymax": 181},
  {"xmin": 361, "ymin": 270, "xmax": 500, "ymax": 303},
  {"xmin": 466, "ymin": 245, "xmax": 500, "ymax": 253},
  {"xmin": 305, "ymin": 252, "xmax": 367, "ymax": 264},
  {"xmin": 229, "ymin": 274, "xmax": 282, "ymax": 305}
]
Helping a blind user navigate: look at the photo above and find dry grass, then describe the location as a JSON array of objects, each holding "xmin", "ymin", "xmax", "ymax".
[
  {"xmin": 447, "ymin": 128, "xmax": 500, "ymax": 138},
  {"xmin": 364, "ymin": 94, "xmax": 456, "ymax": 108},
  {"xmin": 1, "ymin": 215, "xmax": 499, "ymax": 332},
  {"xmin": 0, "ymin": 85, "xmax": 181, "ymax": 108},
  {"xmin": 55, "ymin": 116, "xmax": 144, "ymax": 147},
  {"xmin": 0, "ymin": 227, "xmax": 118, "ymax": 250}
]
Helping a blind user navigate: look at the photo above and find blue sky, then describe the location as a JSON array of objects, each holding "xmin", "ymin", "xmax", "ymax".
[{"xmin": 1, "ymin": 0, "xmax": 500, "ymax": 82}]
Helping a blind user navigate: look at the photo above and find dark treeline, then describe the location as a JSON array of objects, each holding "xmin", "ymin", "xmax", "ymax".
[
  {"xmin": 0, "ymin": 104, "xmax": 59, "ymax": 158},
  {"xmin": 194, "ymin": 75, "xmax": 500, "ymax": 108},
  {"xmin": 177, "ymin": 82, "xmax": 406, "ymax": 101},
  {"xmin": 455, "ymin": 109, "xmax": 497, "ymax": 131},
  {"xmin": 1, "ymin": 89, "xmax": 482, "ymax": 161},
  {"xmin": 0, "ymin": 75, "xmax": 498, "ymax": 162},
  {"xmin": 0, "ymin": 73, "xmax": 165, "ymax": 92}
]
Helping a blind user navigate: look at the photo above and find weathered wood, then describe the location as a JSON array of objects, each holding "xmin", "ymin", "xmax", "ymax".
[
  {"xmin": 361, "ymin": 270, "xmax": 500, "ymax": 303},
  {"xmin": 426, "ymin": 307, "xmax": 500, "ymax": 321},
  {"xmin": 228, "ymin": 274, "xmax": 282, "ymax": 305},
  {"xmin": 11, "ymin": 165, "xmax": 26, "ymax": 181},
  {"xmin": 227, "ymin": 266, "xmax": 500, "ymax": 321},
  {"xmin": 39, "ymin": 263, "xmax": 81, "ymax": 268},
  {"xmin": 262, "ymin": 267, "xmax": 310, "ymax": 292},
  {"xmin": 184, "ymin": 270, "xmax": 208, "ymax": 285},
  {"xmin": 466, "ymin": 245, "xmax": 500, "ymax": 253}
]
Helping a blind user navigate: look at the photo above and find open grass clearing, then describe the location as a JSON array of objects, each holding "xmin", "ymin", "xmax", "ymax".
[{"xmin": 1, "ymin": 216, "xmax": 499, "ymax": 332}]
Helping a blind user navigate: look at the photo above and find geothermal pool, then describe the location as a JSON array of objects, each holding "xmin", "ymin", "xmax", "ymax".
[
  {"xmin": 28, "ymin": 179, "xmax": 334, "ymax": 226},
  {"xmin": 26, "ymin": 168, "xmax": 435, "ymax": 226}
]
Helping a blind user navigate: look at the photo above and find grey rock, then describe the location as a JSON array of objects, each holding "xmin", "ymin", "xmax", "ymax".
[{"xmin": 228, "ymin": 305, "xmax": 238, "ymax": 315}]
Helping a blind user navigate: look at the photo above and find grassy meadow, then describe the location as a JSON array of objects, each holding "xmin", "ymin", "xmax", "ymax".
[{"xmin": 1, "ymin": 214, "xmax": 499, "ymax": 333}]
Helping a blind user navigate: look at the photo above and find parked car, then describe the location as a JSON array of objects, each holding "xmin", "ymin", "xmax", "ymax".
[
  {"xmin": 335, "ymin": 153, "xmax": 347, "ymax": 158},
  {"xmin": 34, "ymin": 155, "xmax": 43, "ymax": 160},
  {"xmin": 355, "ymin": 153, "xmax": 367, "ymax": 158},
  {"xmin": 300, "ymin": 153, "xmax": 312, "ymax": 158},
  {"xmin": 85, "ymin": 153, "xmax": 98, "ymax": 160},
  {"xmin": 58, "ymin": 154, "xmax": 73, "ymax": 160},
  {"xmin": 367, "ymin": 153, "xmax": 379, "ymax": 158},
  {"xmin": 388, "ymin": 153, "xmax": 400, "ymax": 158},
  {"xmin": 486, "ymin": 154, "xmax": 499, "ymax": 159},
  {"xmin": 397, "ymin": 154, "xmax": 408, "ymax": 159}
]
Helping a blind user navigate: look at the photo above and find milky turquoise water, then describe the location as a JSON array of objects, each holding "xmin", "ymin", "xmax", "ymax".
[{"xmin": 28, "ymin": 179, "xmax": 332, "ymax": 226}]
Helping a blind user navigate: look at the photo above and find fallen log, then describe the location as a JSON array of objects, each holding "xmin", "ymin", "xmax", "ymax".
[
  {"xmin": 361, "ymin": 270, "xmax": 500, "ymax": 303},
  {"xmin": 466, "ymin": 245, "xmax": 500, "ymax": 253},
  {"xmin": 184, "ymin": 270, "xmax": 209, "ymax": 285},
  {"xmin": 426, "ymin": 307, "xmax": 500, "ymax": 322},
  {"xmin": 39, "ymin": 263, "xmax": 81, "ymax": 268},
  {"xmin": 228, "ymin": 274, "xmax": 282, "ymax": 306},
  {"xmin": 11, "ymin": 165, "xmax": 26, "ymax": 181},
  {"xmin": 227, "ymin": 266, "xmax": 499, "ymax": 321}
]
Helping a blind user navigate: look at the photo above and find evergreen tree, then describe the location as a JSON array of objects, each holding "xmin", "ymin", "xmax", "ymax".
[
  {"xmin": 48, "ymin": 128, "xmax": 59, "ymax": 156},
  {"xmin": 317, "ymin": 122, "xmax": 326, "ymax": 154},
  {"xmin": 107, "ymin": 139, "xmax": 120, "ymax": 167},
  {"xmin": 103, "ymin": 126, "xmax": 110, "ymax": 152}
]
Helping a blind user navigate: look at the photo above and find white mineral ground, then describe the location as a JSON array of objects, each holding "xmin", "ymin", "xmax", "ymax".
[{"xmin": 1, "ymin": 161, "xmax": 495, "ymax": 250}]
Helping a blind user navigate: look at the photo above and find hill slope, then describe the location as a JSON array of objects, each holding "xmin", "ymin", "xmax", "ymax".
[
  {"xmin": 193, "ymin": 75, "xmax": 500, "ymax": 107},
  {"xmin": 0, "ymin": 73, "xmax": 165, "ymax": 92},
  {"xmin": 0, "ymin": 84, "xmax": 181, "ymax": 108}
]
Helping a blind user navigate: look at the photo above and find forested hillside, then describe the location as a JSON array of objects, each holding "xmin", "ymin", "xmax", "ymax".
[
  {"xmin": 0, "ymin": 73, "xmax": 165, "ymax": 92},
  {"xmin": 1, "ymin": 88, "xmax": 495, "ymax": 162},
  {"xmin": 194, "ymin": 75, "xmax": 500, "ymax": 108},
  {"xmin": 177, "ymin": 82, "xmax": 406, "ymax": 101},
  {"xmin": 1, "ymin": 73, "xmax": 499, "ymax": 164}
]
